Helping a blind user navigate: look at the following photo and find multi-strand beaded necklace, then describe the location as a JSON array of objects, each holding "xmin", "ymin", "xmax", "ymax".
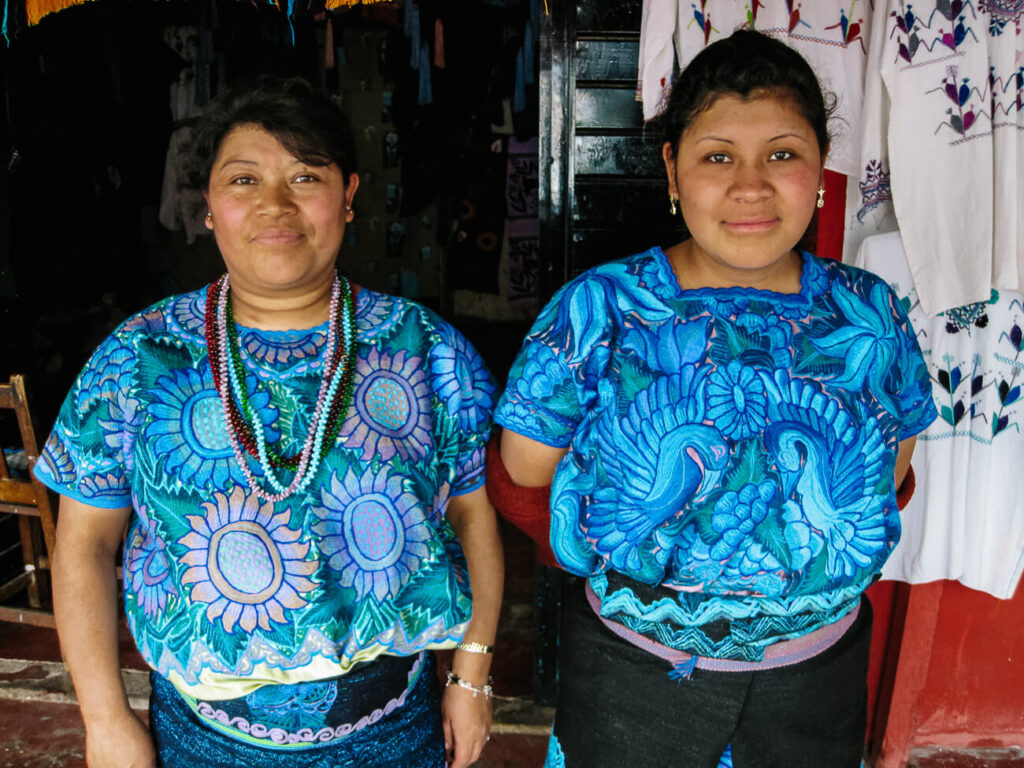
[{"xmin": 205, "ymin": 272, "xmax": 358, "ymax": 502}]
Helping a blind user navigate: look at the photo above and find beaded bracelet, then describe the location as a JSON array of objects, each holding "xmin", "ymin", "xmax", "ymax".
[
  {"xmin": 445, "ymin": 670, "xmax": 494, "ymax": 699},
  {"xmin": 456, "ymin": 641, "xmax": 494, "ymax": 655}
]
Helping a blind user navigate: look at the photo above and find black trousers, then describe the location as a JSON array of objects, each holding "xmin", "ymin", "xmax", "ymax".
[{"xmin": 553, "ymin": 579, "xmax": 871, "ymax": 768}]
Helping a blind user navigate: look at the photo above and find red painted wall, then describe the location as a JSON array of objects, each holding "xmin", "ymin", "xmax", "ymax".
[{"xmin": 873, "ymin": 580, "xmax": 1024, "ymax": 766}]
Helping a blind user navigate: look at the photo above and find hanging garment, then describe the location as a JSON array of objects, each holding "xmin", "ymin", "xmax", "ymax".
[
  {"xmin": 164, "ymin": 27, "xmax": 204, "ymax": 123},
  {"xmin": 637, "ymin": 0, "xmax": 873, "ymax": 176},
  {"xmin": 844, "ymin": 1, "xmax": 1024, "ymax": 316},
  {"xmin": 505, "ymin": 136, "xmax": 539, "ymax": 304},
  {"xmin": 856, "ymin": 232, "xmax": 1024, "ymax": 600},
  {"xmin": 158, "ymin": 126, "xmax": 208, "ymax": 244}
]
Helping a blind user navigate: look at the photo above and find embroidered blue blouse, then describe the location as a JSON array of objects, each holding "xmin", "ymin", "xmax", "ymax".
[
  {"xmin": 496, "ymin": 248, "xmax": 936, "ymax": 661},
  {"xmin": 35, "ymin": 285, "xmax": 496, "ymax": 699}
]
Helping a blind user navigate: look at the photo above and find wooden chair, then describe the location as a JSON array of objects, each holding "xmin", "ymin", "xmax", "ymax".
[{"xmin": 0, "ymin": 375, "xmax": 57, "ymax": 627}]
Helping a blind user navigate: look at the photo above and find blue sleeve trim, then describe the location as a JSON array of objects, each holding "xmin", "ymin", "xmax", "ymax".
[
  {"xmin": 451, "ymin": 473, "xmax": 486, "ymax": 497},
  {"xmin": 493, "ymin": 411, "xmax": 572, "ymax": 449},
  {"xmin": 899, "ymin": 398, "xmax": 939, "ymax": 441},
  {"xmin": 32, "ymin": 467, "xmax": 132, "ymax": 510}
]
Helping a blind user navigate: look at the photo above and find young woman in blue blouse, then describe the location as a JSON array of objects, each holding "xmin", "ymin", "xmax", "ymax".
[{"xmin": 492, "ymin": 30, "xmax": 936, "ymax": 768}]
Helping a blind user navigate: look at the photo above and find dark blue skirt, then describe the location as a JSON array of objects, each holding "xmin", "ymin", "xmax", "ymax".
[{"xmin": 149, "ymin": 653, "xmax": 446, "ymax": 768}]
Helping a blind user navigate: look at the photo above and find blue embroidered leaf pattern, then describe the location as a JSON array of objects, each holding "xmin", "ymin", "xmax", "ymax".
[
  {"xmin": 811, "ymin": 282, "xmax": 902, "ymax": 413},
  {"xmin": 753, "ymin": 509, "xmax": 791, "ymax": 571},
  {"xmin": 999, "ymin": 381, "xmax": 1020, "ymax": 406},
  {"xmin": 954, "ymin": 401, "xmax": 966, "ymax": 424},
  {"xmin": 566, "ymin": 280, "xmax": 609, "ymax": 356}
]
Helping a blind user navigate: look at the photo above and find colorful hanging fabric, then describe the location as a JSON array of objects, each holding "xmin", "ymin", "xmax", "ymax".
[
  {"xmin": 843, "ymin": 0, "xmax": 1024, "ymax": 316},
  {"xmin": 23, "ymin": 0, "xmax": 94, "ymax": 27},
  {"xmin": 324, "ymin": 0, "xmax": 394, "ymax": 12},
  {"xmin": 857, "ymin": 231, "xmax": 1024, "ymax": 600},
  {"xmin": 18, "ymin": 0, "xmax": 394, "ymax": 28}
]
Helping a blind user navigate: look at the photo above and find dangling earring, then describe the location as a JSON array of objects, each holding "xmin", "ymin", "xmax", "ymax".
[
  {"xmin": 669, "ymin": 195, "xmax": 678, "ymax": 216},
  {"xmin": 816, "ymin": 187, "xmax": 825, "ymax": 209}
]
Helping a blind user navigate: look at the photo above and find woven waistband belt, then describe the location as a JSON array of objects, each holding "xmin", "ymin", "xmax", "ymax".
[
  {"xmin": 181, "ymin": 651, "xmax": 425, "ymax": 749},
  {"xmin": 584, "ymin": 580, "xmax": 859, "ymax": 680}
]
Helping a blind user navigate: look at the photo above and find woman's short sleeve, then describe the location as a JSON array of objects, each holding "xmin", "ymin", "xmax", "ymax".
[
  {"xmin": 33, "ymin": 332, "xmax": 136, "ymax": 509},
  {"xmin": 495, "ymin": 279, "xmax": 607, "ymax": 447},
  {"xmin": 889, "ymin": 288, "xmax": 938, "ymax": 440},
  {"xmin": 428, "ymin": 321, "xmax": 498, "ymax": 496}
]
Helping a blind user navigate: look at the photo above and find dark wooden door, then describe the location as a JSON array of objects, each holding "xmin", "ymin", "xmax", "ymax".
[{"xmin": 539, "ymin": 0, "xmax": 680, "ymax": 302}]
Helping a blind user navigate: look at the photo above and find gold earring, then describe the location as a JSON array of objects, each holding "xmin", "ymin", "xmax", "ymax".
[
  {"xmin": 206, "ymin": 212, "xmax": 213, "ymax": 223},
  {"xmin": 816, "ymin": 187, "xmax": 825, "ymax": 209},
  {"xmin": 669, "ymin": 196, "xmax": 678, "ymax": 216}
]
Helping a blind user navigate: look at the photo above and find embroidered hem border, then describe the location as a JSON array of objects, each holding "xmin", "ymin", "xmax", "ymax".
[
  {"xmin": 188, "ymin": 653, "xmax": 425, "ymax": 750},
  {"xmin": 585, "ymin": 581, "xmax": 859, "ymax": 678}
]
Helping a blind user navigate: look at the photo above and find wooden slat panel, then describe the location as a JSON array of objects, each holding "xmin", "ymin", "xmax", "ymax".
[
  {"xmin": 575, "ymin": 39, "xmax": 639, "ymax": 82},
  {"xmin": 574, "ymin": 87, "xmax": 643, "ymax": 129},
  {"xmin": 0, "ymin": 570, "xmax": 32, "ymax": 603},
  {"xmin": 574, "ymin": 2, "xmax": 642, "ymax": 31},
  {"xmin": 0, "ymin": 604, "xmax": 56, "ymax": 627},
  {"xmin": 0, "ymin": 503, "xmax": 41, "ymax": 517},
  {"xmin": 574, "ymin": 134, "xmax": 663, "ymax": 176},
  {"xmin": 0, "ymin": 480, "xmax": 36, "ymax": 506},
  {"xmin": 573, "ymin": 180, "xmax": 678, "ymax": 225}
]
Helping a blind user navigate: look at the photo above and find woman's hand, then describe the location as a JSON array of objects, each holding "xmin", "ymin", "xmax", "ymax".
[
  {"xmin": 84, "ymin": 709, "xmax": 155, "ymax": 768},
  {"xmin": 441, "ymin": 679, "xmax": 492, "ymax": 768},
  {"xmin": 444, "ymin": 486, "xmax": 502, "ymax": 767},
  {"xmin": 52, "ymin": 497, "xmax": 145, "ymax": 768}
]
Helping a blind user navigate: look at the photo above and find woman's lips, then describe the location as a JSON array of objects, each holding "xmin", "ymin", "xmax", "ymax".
[
  {"xmin": 252, "ymin": 229, "xmax": 304, "ymax": 244},
  {"xmin": 725, "ymin": 218, "xmax": 778, "ymax": 233}
]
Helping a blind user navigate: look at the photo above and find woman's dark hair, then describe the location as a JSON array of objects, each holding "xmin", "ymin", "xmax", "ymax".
[
  {"xmin": 661, "ymin": 29, "xmax": 834, "ymax": 155},
  {"xmin": 188, "ymin": 77, "xmax": 357, "ymax": 189}
]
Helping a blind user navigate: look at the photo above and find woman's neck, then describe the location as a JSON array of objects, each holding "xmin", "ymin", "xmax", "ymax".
[
  {"xmin": 227, "ymin": 276, "xmax": 336, "ymax": 331},
  {"xmin": 666, "ymin": 241, "xmax": 804, "ymax": 294}
]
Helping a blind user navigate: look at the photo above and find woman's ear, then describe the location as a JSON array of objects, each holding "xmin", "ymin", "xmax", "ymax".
[
  {"xmin": 345, "ymin": 174, "xmax": 360, "ymax": 209},
  {"xmin": 202, "ymin": 191, "xmax": 213, "ymax": 230},
  {"xmin": 662, "ymin": 142, "xmax": 678, "ymax": 199}
]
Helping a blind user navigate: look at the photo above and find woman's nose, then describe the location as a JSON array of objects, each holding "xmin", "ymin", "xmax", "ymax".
[
  {"xmin": 259, "ymin": 181, "xmax": 298, "ymax": 214},
  {"xmin": 730, "ymin": 164, "xmax": 772, "ymax": 200}
]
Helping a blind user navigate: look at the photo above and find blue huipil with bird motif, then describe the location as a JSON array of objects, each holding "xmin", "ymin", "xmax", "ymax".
[{"xmin": 496, "ymin": 247, "xmax": 936, "ymax": 661}]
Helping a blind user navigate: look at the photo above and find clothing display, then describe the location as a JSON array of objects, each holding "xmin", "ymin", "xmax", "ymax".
[
  {"xmin": 855, "ymin": 231, "xmax": 1024, "ymax": 599},
  {"xmin": 35, "ymin": 284, "xmax": 497, "ymax": 704},
  {"xmin": 637, "ymin": 0, "xmax": 873, "ymax": 175},
  {"xmin": 496, "ymin": 246, "xmax": 935, "ymax": 663},
  {"xmin": 844, "ymin": 1, "xmax": 1024, "ymax": 315},
  {"xmin": 159, "ymin": 126, "xmax": 208, "ymax": 245},
  {"xmin": 505, "ymin": 136, "xmax": 540, "ymax": 304}
]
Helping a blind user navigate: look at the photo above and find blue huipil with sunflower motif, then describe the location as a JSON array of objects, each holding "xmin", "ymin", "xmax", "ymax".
[
  {"xmin": 35, "ymin": 285, "xmax": 496, "ymax": 700},
  {"xmin": 496, "ymin": 247, "xmax": 936, "ymax": 661}
]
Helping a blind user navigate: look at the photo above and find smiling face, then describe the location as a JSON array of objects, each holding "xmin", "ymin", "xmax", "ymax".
[
  {"xmin": 663, "ymin": 92, "xmax": 824, "ymax": 290},
  {"xmin": 204, "ymin": 123, "xmax": 359, "ymax": 299}
]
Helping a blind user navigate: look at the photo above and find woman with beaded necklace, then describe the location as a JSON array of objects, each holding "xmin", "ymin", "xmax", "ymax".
[{"xmin": 36, "ymin": 78, "xmax": 503, "ymax": 768}]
